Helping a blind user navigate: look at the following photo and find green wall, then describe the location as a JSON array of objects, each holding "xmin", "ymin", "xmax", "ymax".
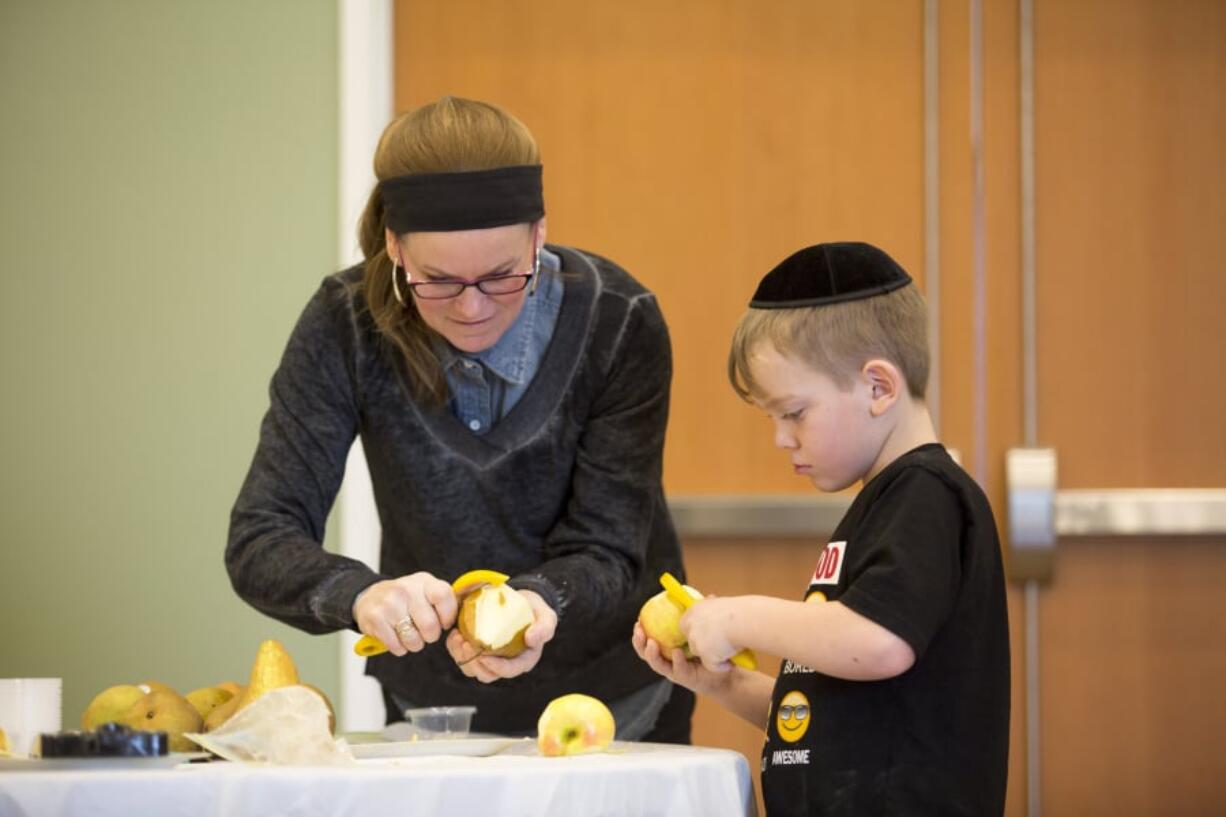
[{"xmin": 0, "ymin": 0, "xmax": 341, "ymax": 726}]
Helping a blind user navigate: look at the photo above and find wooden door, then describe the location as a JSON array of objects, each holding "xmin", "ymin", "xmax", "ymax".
[
  {"xmin": 390, "ymin": 2, "xmax": 1226, "ymax": 814},
  {"xmin": 946, "ymin": 0, "xmax": 1226, "ymax": 813},
  {"xmin": 1027, "ymin": 2, "xmax": 1226, "ymax": 813}
]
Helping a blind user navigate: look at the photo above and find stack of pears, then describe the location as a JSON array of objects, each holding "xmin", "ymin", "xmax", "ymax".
[{"xmin": 80, "ymin": 640, "xmax": 335, "ymax": 753}]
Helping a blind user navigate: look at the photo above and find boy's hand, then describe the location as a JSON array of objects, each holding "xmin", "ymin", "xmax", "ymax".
[
  {"xmin": 631, "ymin": 622, "xmax": 732, "ymax": 696},
  {"xmin": 679, "ymin": 596, "xmax": 744, "ymax": 673}
]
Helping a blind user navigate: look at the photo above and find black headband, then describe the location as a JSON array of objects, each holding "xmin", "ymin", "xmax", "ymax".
[{"xmin": 379, "ymin": 165, "xmax": 544, "ymax": 233}]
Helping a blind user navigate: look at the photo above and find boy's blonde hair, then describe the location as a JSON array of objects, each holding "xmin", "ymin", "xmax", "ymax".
[{"xmin": 728, "ymin": 283, "xmax": 930, "ymax": 401}]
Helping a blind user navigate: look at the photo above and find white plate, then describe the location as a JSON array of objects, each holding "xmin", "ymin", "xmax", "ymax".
[
  {"xmin": 0, "ymin": 752, "xmax": 208, "ymax": 772},
  {"xmin": 351, "ymin": 736, "xmax": 524, "ymax": 759}
]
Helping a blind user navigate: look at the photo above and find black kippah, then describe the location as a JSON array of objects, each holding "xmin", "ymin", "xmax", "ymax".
[
  {"xmin": 749, "ymin": 242, "xmax": 912, "ymax": 309},
  {"xmin": 380, "ymin": 165, "xmax": 544, "ymax": 233}
]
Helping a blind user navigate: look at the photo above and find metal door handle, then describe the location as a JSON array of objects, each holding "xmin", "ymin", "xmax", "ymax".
[{"xmin": 1006, "ymin": 447, "xmax": 1226, "ymax": 581}]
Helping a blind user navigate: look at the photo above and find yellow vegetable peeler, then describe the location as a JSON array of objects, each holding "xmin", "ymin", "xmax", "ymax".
[{"xmin": 659, "ymin": 572, "xmax": 758, "ymax": 671}]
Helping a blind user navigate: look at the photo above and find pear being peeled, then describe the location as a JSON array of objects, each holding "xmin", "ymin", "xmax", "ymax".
[
  {"xmin": 457, "ymin": 584, "xmax": 535, "ymax": 657},
  {"xmin": 638, "ymin": 585, "xmax": 702, "ymax": 657}
]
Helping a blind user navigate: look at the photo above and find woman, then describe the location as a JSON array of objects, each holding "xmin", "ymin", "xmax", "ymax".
[{"xmin": 226, "ymin": 96, "xmax": 692, "ymax": 740}]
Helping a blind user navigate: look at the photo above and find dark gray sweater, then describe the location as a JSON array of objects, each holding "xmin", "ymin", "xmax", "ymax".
[{"xmin": 226, "ymin": 245, "xmax": 684, "ymax": 733}]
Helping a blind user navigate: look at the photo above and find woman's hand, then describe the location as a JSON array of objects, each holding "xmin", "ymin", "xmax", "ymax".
[
  {"xmin": 353, "ymin": 572, "xmax": 458, "ymax": 657},
  {"xmin": 446, "ymin": 590, "xmax": 557, "ymax": 683},
  {"xmin": 631, "ymin": 621, "xmax": 733, "ymax": 697}
]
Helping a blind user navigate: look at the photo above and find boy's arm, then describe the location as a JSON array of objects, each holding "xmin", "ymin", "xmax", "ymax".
[
  {"xmin": 632, "ymin": 623, "xmax": 775, "ymax": 729},
  {"xmin": 683, "ymin": 595, "xmax": 916, "ymax": 681}
]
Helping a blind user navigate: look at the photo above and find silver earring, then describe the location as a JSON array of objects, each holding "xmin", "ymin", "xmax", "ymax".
[
  {"xmin": 391, "ymin": 257, "xmax": 406, "ymax": 306},
  {"xmin": 528, "ymin": 246, "xmax": 542, "ymax": 296}
]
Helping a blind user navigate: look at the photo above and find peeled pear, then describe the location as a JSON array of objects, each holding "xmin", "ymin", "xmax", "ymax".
[
  {"xmin": 457, "ymin": 584, "xmax": 535, "ymax": 658},
  {"xmin": 120, "ymin": 689, "xmax": 204, "ymax": 753},
  {"xmin": 81, "ymin": 684, "xmax": 147, "ymax": 730},
  {"xmin": 235, "ymin": 639, "xmax": 300, "ymax": 713}
]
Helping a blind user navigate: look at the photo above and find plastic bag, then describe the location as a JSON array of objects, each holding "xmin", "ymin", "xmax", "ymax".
[{"xmin": 185, "ymin": 685, "xmax": 355, "ymax": 765}]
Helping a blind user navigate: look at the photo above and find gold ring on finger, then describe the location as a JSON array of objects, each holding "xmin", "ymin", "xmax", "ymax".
[{"xmin": 394, "ymin": 615, "xmax": 416, "ymax": 641}]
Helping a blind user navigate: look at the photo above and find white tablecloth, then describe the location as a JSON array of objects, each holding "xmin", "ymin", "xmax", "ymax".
[{"xmin": 0, "ymin": 742, "xmax": 756, "ymax": 817}]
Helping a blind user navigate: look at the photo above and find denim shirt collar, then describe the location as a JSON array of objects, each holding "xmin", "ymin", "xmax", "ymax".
[{"xmin": 435, "ymin": 247, "xmax": 563, "ymax": 387}]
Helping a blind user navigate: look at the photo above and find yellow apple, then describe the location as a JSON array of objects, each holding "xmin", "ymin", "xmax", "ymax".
[
  {"xmin": 185, "ymin": 686, "xmax": 234, "ymax": 721},
  {"xmin": 120, "ymin": 689, "xmax": 204, "ymax": 753},
  {"xmin": 82, "ymin": 684, "xmax": 148, "ymax": 730},
  {"xmin": 457, "ymin": 584, "xmax": 535, "ymax": 658},
  {"xmin": 536, "ymin": 693, "xmax": 616, "ymax": 757},
  {"xmin": 637, "ymin": 585, "xmax": 702, "ymax": 656}
]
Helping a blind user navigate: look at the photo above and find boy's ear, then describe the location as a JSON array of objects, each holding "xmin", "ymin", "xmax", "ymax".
[{"xmin": 862, "ymin": 359, "xmax": 903, "ymax": 417}]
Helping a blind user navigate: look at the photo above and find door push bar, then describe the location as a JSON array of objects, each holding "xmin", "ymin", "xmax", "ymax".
[{"xmin": 1005, "ymin": 447, "xmax": 1226, "ymax": 582}]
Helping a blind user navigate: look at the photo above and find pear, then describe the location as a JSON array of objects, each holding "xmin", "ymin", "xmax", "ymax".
[
  {"xmin": 0, "ymin": 726, "xmax": 10, "ymax": 757},
  {"xmin": 302, "ymin": 683, "xmax": 336, "ymax": 734},
  {"xmin": 81, "ymin": 684, "xmax": 147, "ymax": 730},
  {"xmin": 203, "ymin": 688, "xmax": 244, "ymax": 732},
  {"xmin": 138, "ymin": 680, "xmax": 177, "ymax": 695},
  {"xmin": 457, "ymin": 584, "xmax": 535, "ymax": 658},
  {"xmin": 214, "ymin": 680, "xmax": 241, "ymax": 697},
  {"xmin": 185, "ymin": 686, "xmax": 235, "ymax": 721},
  {"xmin": 120, "ymin": 690, "xmax": 204, "ymax": 753},
  {"xmin": 235, "ymin": 640, "xmax": 300, "ymax": 713},
  {"xmin": 637, "ymin": 586, "xmax": 702, "ymax": 657}
]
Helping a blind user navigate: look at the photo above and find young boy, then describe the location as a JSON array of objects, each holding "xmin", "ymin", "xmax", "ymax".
[{"xmin": 633, "ymin": 242, "xmax": 1009, "ymax": 815}]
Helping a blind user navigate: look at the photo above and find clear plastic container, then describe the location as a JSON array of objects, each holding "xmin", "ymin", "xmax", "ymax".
[{"xmin": 403, "ymin": 706, "xmax": 476, "ymax": 737}]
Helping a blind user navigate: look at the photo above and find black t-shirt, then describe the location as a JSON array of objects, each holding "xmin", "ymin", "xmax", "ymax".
[{"xmin": 761, "ymin": 444, "xmax": 1009, "ymax": 817}]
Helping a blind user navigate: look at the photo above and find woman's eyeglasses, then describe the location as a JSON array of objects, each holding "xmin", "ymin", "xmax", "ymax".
[
  {"xmin": 395, "ymin": 243, "xmax": 542, "ymax": 302},
  {"xmin": 407, "ymin": 270, "xmax": 535, "ymax": 300}
]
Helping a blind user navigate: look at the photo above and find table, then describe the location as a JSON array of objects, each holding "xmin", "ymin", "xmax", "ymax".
[{"xmin": 0, "ymin": 741, "xmax": 756, "ymax": 817}]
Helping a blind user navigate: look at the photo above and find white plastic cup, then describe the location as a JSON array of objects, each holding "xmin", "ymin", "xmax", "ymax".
[{"xmin": 0, "ymin": 678, "xmax": 63, "ymax": 758}]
